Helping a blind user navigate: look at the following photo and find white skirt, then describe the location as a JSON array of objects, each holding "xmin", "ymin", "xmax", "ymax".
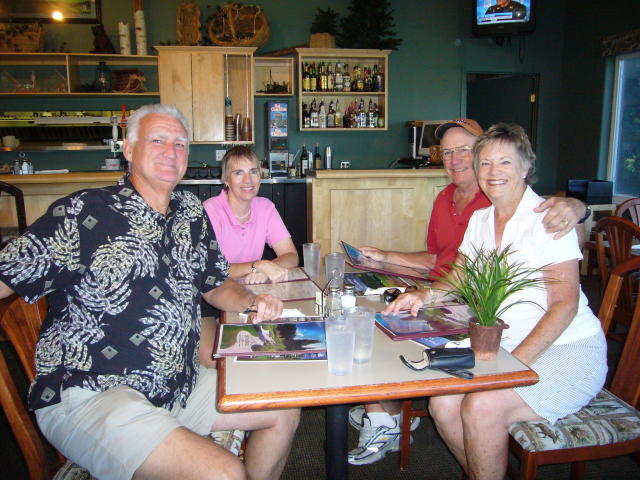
[{"xmin": 514, "ymin": 331, "xmax": 607, "ymax": 424}]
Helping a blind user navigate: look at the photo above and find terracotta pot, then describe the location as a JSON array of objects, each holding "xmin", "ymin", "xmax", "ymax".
[{"xmin": 469, "ymin": 318, "xmax": 509, "ymax": 361}]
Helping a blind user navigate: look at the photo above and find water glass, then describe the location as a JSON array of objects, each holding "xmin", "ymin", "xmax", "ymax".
[
  {"xmin": 325, "ymin": 252, "xmax": 346, "ymax": 289},
  {"xmin": 302, "ymin": 242, "xmax": 321, "ymax": 277},
  {"xmin": 347, "ymin": 306, "xmax": 376, "ymax": 364},
  {"xmin": 325, "ymin": 316, "xmax": 355, "ymax": 376}
]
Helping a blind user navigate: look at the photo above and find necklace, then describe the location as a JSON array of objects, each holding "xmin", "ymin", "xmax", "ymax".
[{"xmin": 235, "ymin": 209, "xmax": 251, "ymax": 220}]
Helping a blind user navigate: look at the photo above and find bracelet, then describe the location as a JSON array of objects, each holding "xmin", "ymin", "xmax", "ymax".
[{"xmin": 577, "ymin": 206, "xmax": 592, "ymax": 225}]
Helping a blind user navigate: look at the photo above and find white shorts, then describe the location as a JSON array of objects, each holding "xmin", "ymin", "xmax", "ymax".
[
  {"xmin": 514, "ymin": 332, "xmax": 607, "ymax": 423},
  {"xmin": 35, "ymin": 366, "xmax": 219, "ymax": 480}
]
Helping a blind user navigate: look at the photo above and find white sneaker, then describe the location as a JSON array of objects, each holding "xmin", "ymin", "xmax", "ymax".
[
  {"xmin": 348, "ymin": 414, "xmax": 410, "ymax": 466},
  {"xmin": 348, "ymin": 405, "xmax": 421, "ymax": 431}
]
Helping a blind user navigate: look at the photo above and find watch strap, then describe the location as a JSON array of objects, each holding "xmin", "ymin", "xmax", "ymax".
[{"xmin": 577, "ymin": 206, "xmax": 592, "ymax": 224}]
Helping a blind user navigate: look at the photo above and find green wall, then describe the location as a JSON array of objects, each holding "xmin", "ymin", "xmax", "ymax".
[{"xmin": 2, "ymin": 1, "xmax": 637, "ymax": 194}]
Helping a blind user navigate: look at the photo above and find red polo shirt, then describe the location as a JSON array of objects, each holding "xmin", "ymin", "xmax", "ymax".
[{"xmin": 426, "ymin": 183, "xmax": 490, "ymax": 279}]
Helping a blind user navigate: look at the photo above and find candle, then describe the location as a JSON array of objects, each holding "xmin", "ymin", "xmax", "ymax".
[{"xmin": 118, "ymin": 22, "xmax": 131, "ymax": 55}]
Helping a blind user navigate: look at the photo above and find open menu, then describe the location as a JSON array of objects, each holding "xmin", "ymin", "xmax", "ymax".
[
  {"xmin": 214, "ymin": 319, "xmax": 326, "ymax": 357},
  {"xmin": 375, "ymin": 304, "xmax": 471, "ymax": 340},
  {"xmin": 341, "ymin": 241, "xmax": 431, "ymax": 282}
]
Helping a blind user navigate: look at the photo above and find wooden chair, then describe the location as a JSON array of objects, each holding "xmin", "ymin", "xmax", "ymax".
[
  {"xmin": 399, "ymin": 398, "xmax": 429, "ymax": 470},
  {"xmin": 0, "ymin": 294, "xmax": 245, "ymax": 479},
  {"xmin": 0, "ymin": 294, "xmax": 62, "ymax": 480},
  {"xmin": 507, "ymin": 256, "xmax": 640, "ymax": 480},
  {"xmin": 616, "ymin": 197, "xmax": 640, "ymax": 226},
  {"xmin": 0, "ymin": 181, "xmax": 27, "ymax": 247},
  {"xmin": 579, "ymin": 204, "xmax": 617, "ymax": 277},
  {"xmin": 595, "ymin": 216, "xmax": 640, "ymax": 342}
]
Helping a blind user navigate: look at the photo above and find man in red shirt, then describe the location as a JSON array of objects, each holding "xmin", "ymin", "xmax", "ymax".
[{"xmin": 348, "ymin": 118, "xmax": 588, "ymax": 466}]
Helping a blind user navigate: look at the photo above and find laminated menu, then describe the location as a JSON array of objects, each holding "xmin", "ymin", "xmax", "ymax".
[{"xmin": 375, "ymin": 304, "xmax": 471, "ymax": 340}]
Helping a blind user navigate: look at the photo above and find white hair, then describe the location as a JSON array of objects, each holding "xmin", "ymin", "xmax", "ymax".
[{"xmin": 126, "ymin": 104, "xmax": 191, "ymax": 150}]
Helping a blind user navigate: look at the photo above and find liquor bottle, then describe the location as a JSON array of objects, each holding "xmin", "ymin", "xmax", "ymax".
[
  {"xmin": 342, "ymin": 64, "xmax": 351, "ymax": 92},
  {"xmin": 318, "ymin": 61, "xmax": 327, "ymax": 92},
  {"xmin": 334, "ymin": 62, "xmax": 343, "ymax": 91},
  {"xmin": 327, "ymin": 100, "xmax": 335, "ymax": 128},
  {"xmin": 300, "ymin": 144, "xmax": 309, "ymax": 177},
  {"xmin": 367, "ymin": 99, "xmax": 375, "ymax": 128},
  {"xmin": 355, "ymin": 64, "xmax": 364, "ymax": 92},
  {"xmin": 376, "ymin": 104, "xmax": 385, "ymax": 128},
  {"xmin": 319, "ymin": 101, "xmax": 327, "ymax": 129},
  {"xmin": 310, "ymin": 98, "xmax": 319, "ymax": 128},
  {"xmin": 374, "ymin": 64, "xmax": 383, "ymax": 92},
  {"xmin": 358, "ymin": 98, "xmax": 366, "ymax": 128},
  {"xmin": 302, "ymin": 62, "xmax": 310, "ymax": 92},
  {"xmin": 302, "ymin": 102, "xmax": 311, "ymax": 129},
  {"xmin": 309, "ymin": 62, "xmax": 317, "ymax": 92},
  {"xmin": 334, "ymin": 99, "xmax": 342, "ymax": 128},
  {"xmin": 372, "ymin": 103, "xmax": 379, "ymax": 128},
  {"xmin": 364, "ymin": 67, "xmax": 372, "ymax": 92},
  {"xmin": 327, "ymin": 61, "xmax": 334, "ymax": 91},
  {"xmin": 314, "ymin": 143, "xmax": 322, "ymax": 170}
]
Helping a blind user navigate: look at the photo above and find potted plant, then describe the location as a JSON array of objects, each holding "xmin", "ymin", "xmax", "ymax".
[
  {"xmin": 439, "ymin": 245, "xmax": 547, "ymax": 360},
  {"xmin": 310, "ymin": 8, "xmax": 339, "ymax": 48}
]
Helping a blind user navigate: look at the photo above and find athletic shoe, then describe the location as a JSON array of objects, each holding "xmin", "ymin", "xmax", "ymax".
[
  {"xmin": 348, "ymin": 405, "xmax": 421, "ymax": 431},
  {"xmin": 348, "ymin": 414, "xmax": 411, "ymax": 466}
]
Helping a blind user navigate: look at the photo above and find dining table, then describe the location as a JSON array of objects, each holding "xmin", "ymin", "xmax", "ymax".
[{"xmin": 216, "ymin": 268, "xmax": 539, "ymax": 480}]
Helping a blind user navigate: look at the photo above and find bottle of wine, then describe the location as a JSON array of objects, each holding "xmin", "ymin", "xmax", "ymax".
[
  {"xmin": 300, "ymin": 144, "xmax": 309, "ymax": 177},
  {"xmin": 302, "ymin": 62, "xmax": 310, "ymax": 92},
  {"xmin": 314, "ymin": 143, "xmax": 322, "ymax": 170}
]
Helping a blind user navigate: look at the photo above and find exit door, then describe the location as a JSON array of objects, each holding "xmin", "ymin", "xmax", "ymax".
[{"xmin": 466, "ymin": 73, "xmax": 539, "ymax": 146}]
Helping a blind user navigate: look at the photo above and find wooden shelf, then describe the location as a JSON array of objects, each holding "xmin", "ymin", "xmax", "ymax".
[
  {"xmin": 254, "ymin": 57, "xmax": 294, "ymax": 96},
  {"xmin": 0, "ymin": 52, "xmax": 158, "ymax": 96},
  {"xmin": 295, "ymin": 48, "xmax": 390, "ymax": 132}
]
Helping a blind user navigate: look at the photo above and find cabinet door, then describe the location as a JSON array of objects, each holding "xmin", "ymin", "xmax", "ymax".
[
  {"xmin": 159, "ymin": 51, "xmax": 194, "ymax": 139},
  {"xmin": 192, "ymin": 52, "xmax": 225, "ymax": 142}
]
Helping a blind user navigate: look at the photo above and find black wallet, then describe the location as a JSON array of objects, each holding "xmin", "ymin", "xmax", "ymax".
[{"xmin": 400, "ymin": 348, "xmax": 475, "ymax": 379}]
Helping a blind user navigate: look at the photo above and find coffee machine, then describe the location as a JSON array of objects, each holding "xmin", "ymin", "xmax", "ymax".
[{"xmin": 266, "ymin": 101, "xmax": 289, "ymax": 177}]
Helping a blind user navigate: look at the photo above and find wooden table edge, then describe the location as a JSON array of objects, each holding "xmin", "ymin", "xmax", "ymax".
[{"xmin": 217, "ymin": 360, "xmax": 538, "ymax": 412}]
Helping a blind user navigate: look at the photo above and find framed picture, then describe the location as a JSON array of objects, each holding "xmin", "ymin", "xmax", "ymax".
[{"xmin": 0, "ymin": 1, "xmax": 102, "ymax": 24}]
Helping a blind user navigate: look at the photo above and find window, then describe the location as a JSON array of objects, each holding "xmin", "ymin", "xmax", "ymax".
[{"xmin": 608, "ymin": 52, "xmax": 640, "ymax": 197}]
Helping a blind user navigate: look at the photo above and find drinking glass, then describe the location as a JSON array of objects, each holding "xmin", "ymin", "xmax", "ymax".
[
  {"xmin": 325, "ymin": 316, "xmax": 355, "ymax": 376},
  {"xmin": 302, "ymin": 242, "xmax": 321, "ymax": 277},
  {"xmin": 325, "ymin": 252, "xmax": 345, "ymax": 289},
  {"xmin": 347, "ymin": 306, "xmax": 376, "ymax": 364}
]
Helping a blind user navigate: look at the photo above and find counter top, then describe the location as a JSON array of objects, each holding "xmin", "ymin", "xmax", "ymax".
[{"xmin": 310, "ymin": 168, "xmax": 446, "ymax": 179}]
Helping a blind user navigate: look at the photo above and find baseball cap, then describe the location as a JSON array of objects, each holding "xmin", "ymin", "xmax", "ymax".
[{"xmin": 434, "ymin": 118, "xmax": 483, "ymax": 139}]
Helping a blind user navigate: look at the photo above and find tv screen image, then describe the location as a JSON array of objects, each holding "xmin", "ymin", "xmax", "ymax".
[{"xmin": 473, "ymin": 0, "xmax": 535, "ymax": 37}]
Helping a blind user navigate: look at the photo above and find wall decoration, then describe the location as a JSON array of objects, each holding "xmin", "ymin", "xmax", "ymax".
[{"xmin": 0, "ymin": 0, "xmax": 102, "ymax": 24}]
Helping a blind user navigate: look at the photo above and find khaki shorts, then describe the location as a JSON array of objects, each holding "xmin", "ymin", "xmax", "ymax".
[{"xmin": 35, "ymin": 366, "xmax": 219, "ymax": 480}]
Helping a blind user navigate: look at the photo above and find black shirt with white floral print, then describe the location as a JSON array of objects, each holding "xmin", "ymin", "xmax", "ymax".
[{"xmin": 0, "ymin": 175, "xmax": 229, "ymax": 411}]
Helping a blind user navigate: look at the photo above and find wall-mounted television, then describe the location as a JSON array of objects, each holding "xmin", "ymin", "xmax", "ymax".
[{"xmin": 472, "ymin": 0, "xmax": 536, "ymax": 38}]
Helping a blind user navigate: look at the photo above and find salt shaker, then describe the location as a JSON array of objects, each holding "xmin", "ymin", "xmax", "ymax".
[
  {"xmin": 325, "ymin": 286, "xmax": 343, "ymax": 318},
  {"xmin": 341, "ymin": 283, "xmax": 356, "ymax": 314}
]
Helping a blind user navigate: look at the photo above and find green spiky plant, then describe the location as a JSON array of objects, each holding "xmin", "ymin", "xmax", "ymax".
[{"xmin": 439, "ymin": 245, "xmax": 547, "ymax": 327}]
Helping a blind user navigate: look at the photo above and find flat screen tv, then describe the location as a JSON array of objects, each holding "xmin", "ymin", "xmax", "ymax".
[{"xmin": 472, "ymin": 0, "xmax": 535, "ymax": 38}]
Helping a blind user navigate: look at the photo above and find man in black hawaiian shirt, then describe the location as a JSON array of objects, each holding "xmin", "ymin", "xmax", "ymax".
[
  {"xmin": 485, "ymin": 0, "xmax": 527, "ymax": 20},
  {"xmin": 0, "ymin": 104, "xmax": 299, "ymax": 480}
]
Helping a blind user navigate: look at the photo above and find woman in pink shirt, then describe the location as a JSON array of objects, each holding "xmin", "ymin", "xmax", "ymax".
[{"xmin": 203, "ymin": 146, "xmax": 298, "ymax": 284}]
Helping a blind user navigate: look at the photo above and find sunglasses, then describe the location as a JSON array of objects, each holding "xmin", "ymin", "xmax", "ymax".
[{"xmin": 383, "ymin": 285, "xmax": 418, "ymax": 304}]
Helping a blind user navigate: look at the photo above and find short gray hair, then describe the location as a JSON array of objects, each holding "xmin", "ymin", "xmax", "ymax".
[
  {"xmin": 126, "ymin": 104, "xmax": 191, "ymax": 151},
  {"xmin": 220, "ymin": 146, "xmax": 261, "ymax": 185},
  {"xmin": 472, "ymin": 122, "xmax": 537, "ymax": 184}
]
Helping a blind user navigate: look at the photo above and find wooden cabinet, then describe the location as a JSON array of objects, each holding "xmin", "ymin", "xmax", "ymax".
[
  {"xmin": 254, "ymin": 57, "xmax": 294, "ymax": 96},
  {"xmin": 309, "ymin": 169, "xmax": 449, "ymax": 256},
  {"xmin": 296, "ymin": 48, "xmax": 390, "ymax": 132},
  {"xmin": 0, "ymin": 53, "xmax": 158, "ymax": 96},
  {"xmin": 157, "ymin": 46, "xmax": 255, "ymax": 144}
]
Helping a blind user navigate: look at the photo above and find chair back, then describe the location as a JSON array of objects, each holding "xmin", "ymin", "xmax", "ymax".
[
  {"xmin": 597, "ymin": 256, "xmax": 640, "ymax": 407},
  {"xmin": 0, "ymin": 181, "xmax": 27, "ymax": 246},
  {"xmin": 0, "ymin": 294, "xmax": 53, "ymax": 480},
  {"xmin": 595, "ymin": 216, "xmax": 640, "ymax": 322},
  {"xmin": 615, "ymin": 197, "xmax": 640, "ymax": 226}
]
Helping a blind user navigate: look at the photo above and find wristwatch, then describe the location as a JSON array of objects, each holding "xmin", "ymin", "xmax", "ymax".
[
  {"xmin": 577, "ymin": 206, "xmax": 592, "ymax": 224},
  {"xmin": 250, "ymin": 262, "xmax": 257, "ymax": 274}
]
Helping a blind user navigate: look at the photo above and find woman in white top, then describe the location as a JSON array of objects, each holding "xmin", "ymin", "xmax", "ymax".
[{"xmin": 385, "ymin": 123, "xmax": 607, "ymax": 480}]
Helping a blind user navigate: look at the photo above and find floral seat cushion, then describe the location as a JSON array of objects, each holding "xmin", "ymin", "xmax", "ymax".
[{"xmin": 509, "ymin": 389, "xmax": 640, "ymax": 452}]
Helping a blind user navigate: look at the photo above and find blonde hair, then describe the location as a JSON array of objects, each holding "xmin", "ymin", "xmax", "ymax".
[{"xmin": 220, "ymin": 146, "xmax": 261, "ymax": 186}]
